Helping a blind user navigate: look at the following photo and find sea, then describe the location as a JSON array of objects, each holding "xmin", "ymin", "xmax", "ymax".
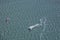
[{"xmin": 0, "ymin": 0, "xmax": 60, "ymax": 40}]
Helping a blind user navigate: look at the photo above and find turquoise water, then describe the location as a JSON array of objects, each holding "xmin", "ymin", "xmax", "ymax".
[{"xmin": 0, "ymin": 0, "xmax": 60, "ymax": 40}]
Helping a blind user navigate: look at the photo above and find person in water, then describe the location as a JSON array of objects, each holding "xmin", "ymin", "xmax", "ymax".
[{"xmin": 5, "ymin": 17, "xmax": 10, "ymax": 24}]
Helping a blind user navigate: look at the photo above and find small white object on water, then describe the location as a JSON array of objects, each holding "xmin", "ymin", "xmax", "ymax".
[
  {"xmin": 28, "ymin": 17, "xmax": 47, "ymax": 31},
  {"xmin": 40, "ymin": 19, "xmax": 43, "ymax": 26},
  {"xmin": 28, "ymin": 24, "xmax": 40, "ymax": 31}
]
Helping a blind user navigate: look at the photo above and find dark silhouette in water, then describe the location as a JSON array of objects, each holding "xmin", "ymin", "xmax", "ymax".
[
  {"xmin": 28, "ymin": 28, "xmax": 32, "ymax": 32},
  {"xmin": 5, "ymin": 17, "xmax": 10, "ymax": 24}
]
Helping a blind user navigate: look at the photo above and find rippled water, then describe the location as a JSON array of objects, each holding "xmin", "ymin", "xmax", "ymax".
[{"xmin": 0, "ymin": 0, "xmax": 60, "ymax": 40}]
